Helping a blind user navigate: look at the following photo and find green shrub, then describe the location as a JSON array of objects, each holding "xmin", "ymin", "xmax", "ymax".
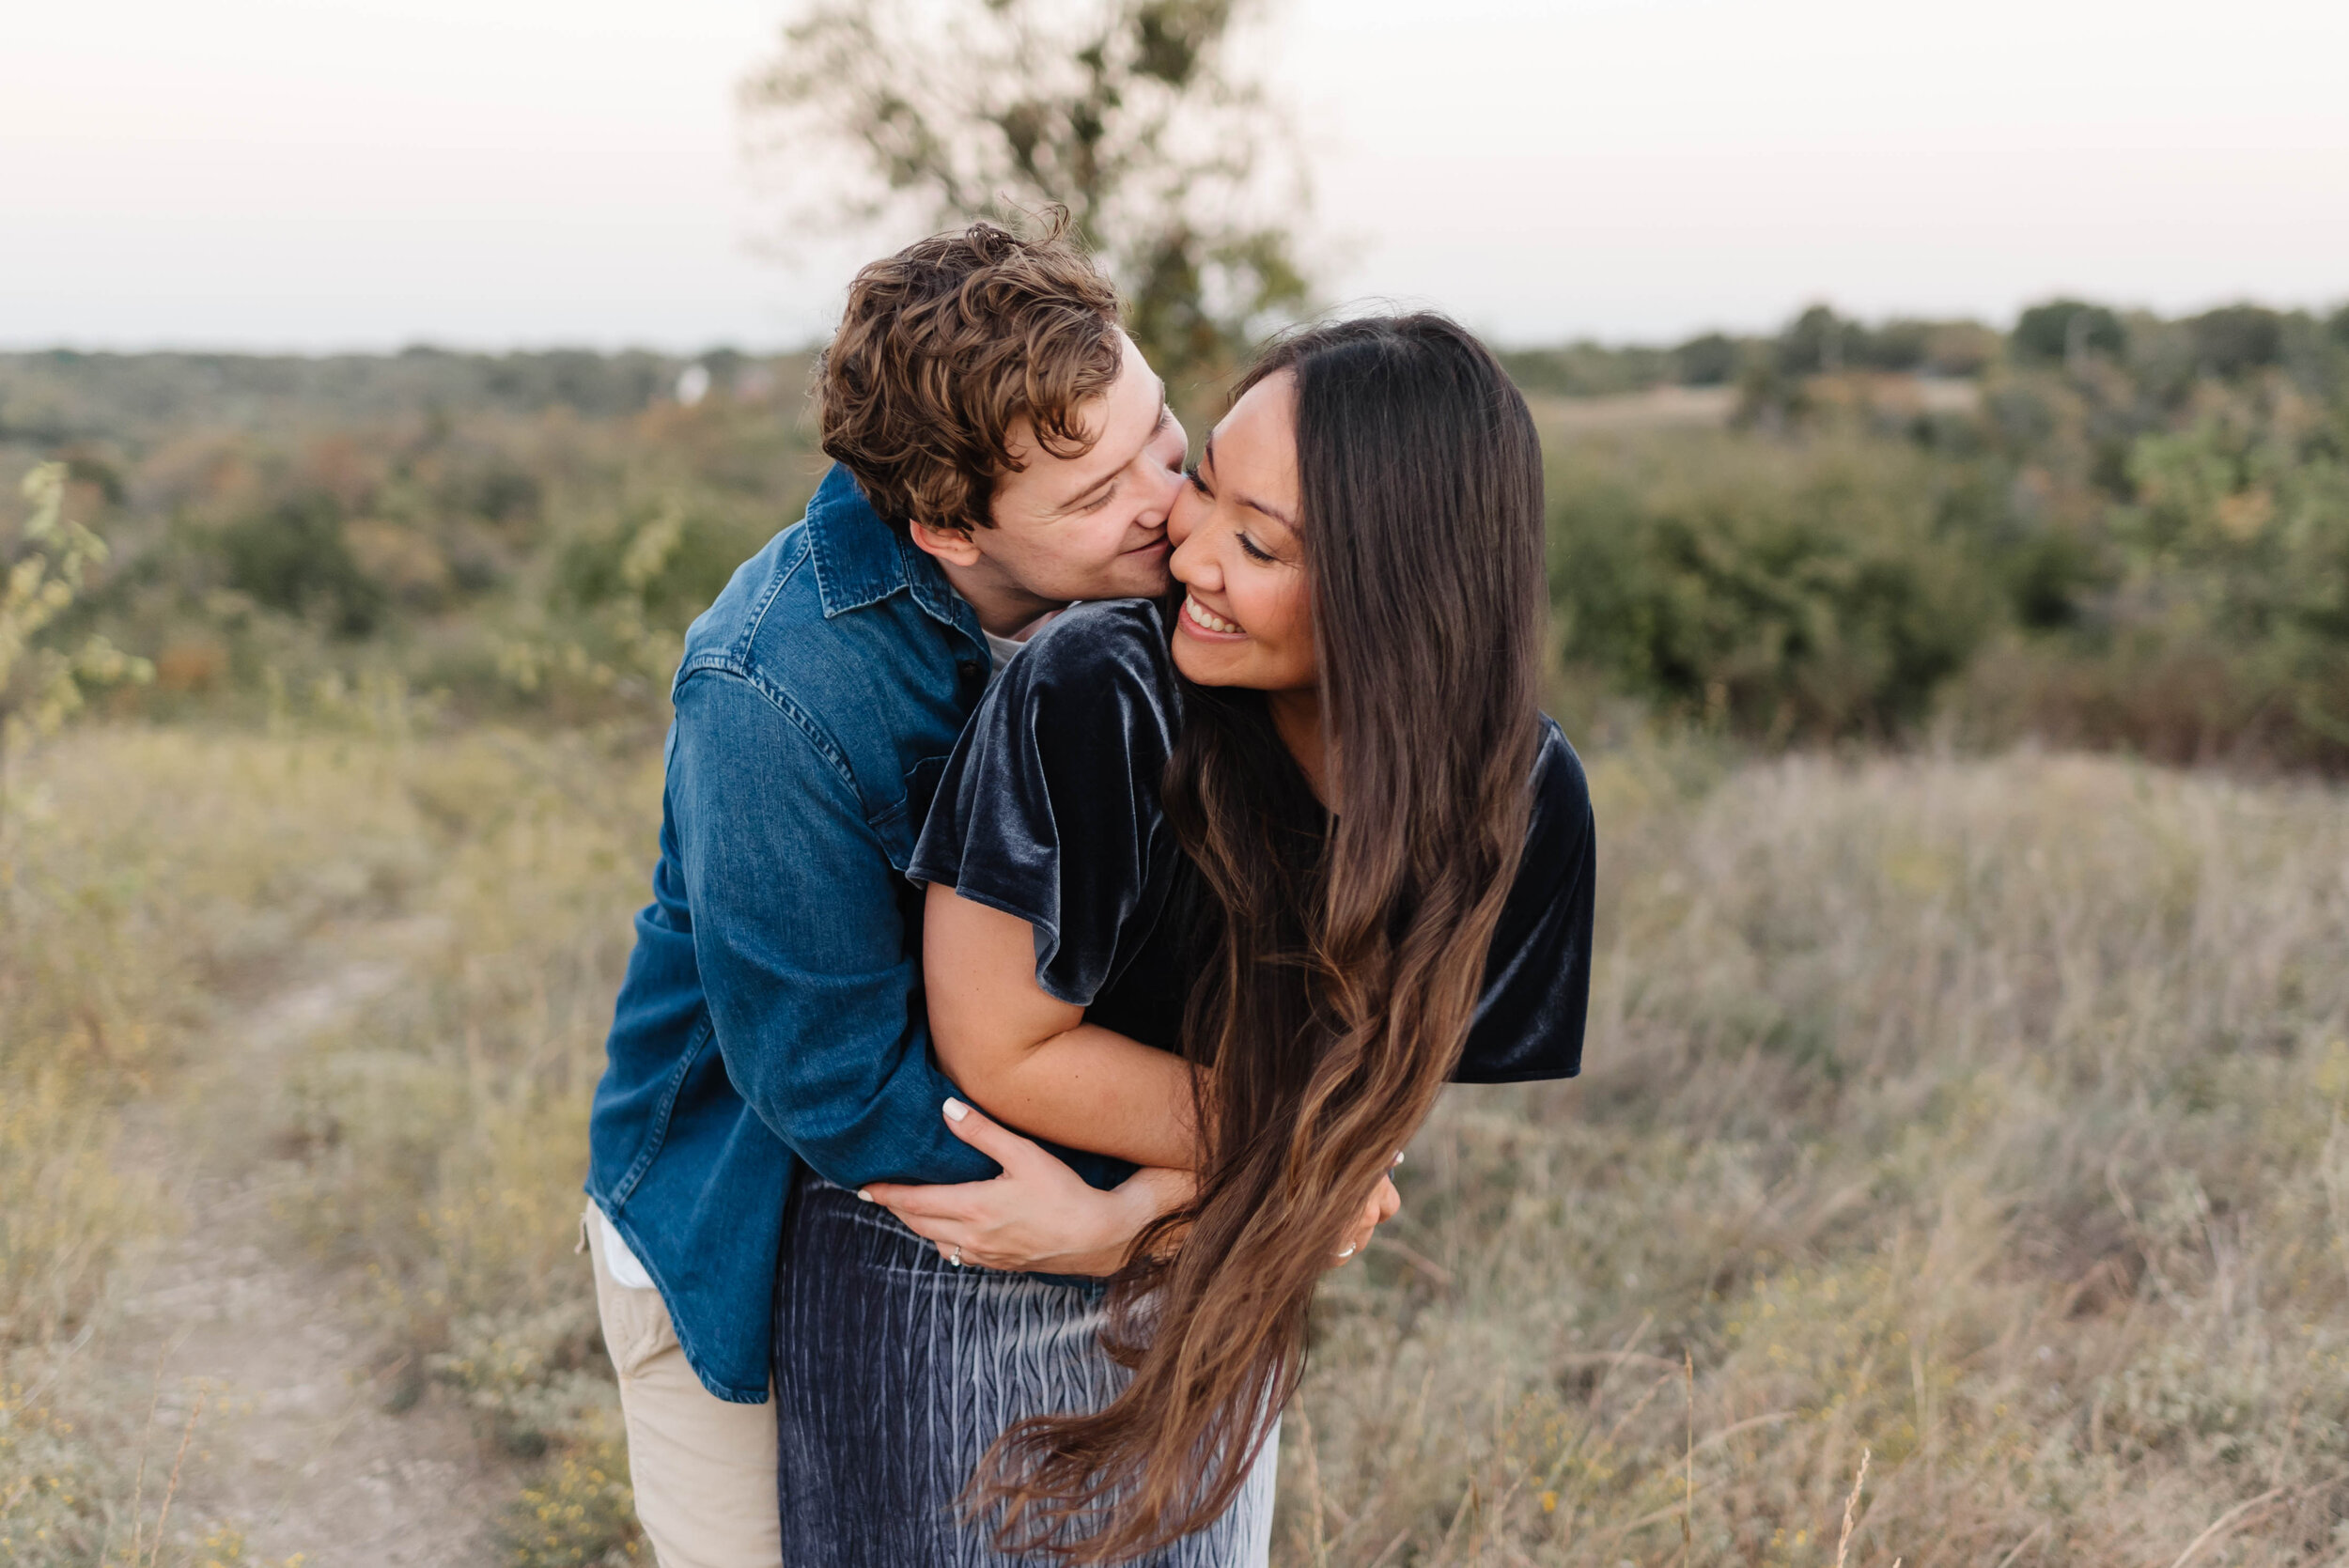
[
  {"xmin": 1986, "ymin": 415, "xmax": 2349, "ymax": 766},
  {"xmin": 215, "ymin": 496, "xmax": 387, "ymax": 636},
  {"xmin": 1550, "ymin": 436, "xmax": 1997, "ymax": 738},
  {"xmin": 550, "ymin": 500, "xmax": 776, "ymax": 629}
]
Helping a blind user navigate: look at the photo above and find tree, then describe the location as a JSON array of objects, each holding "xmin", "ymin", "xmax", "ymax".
[
  {"xmin": 1777, "ymin": 305, "xmax": 1850, "ymax": 377},
  {"xmin": 2012, "ymin": 299, "xmax": 2125, "ymax": 366},
  {"xmin": 2186, "ymin": 304, "xmax": 2285, "ymax": 379},
  {"xmin": 1672, "ymin": 333, "xmax": 1741, "ymax": 387},
  {"xmin": 742, "ymin": 0, "xmax": 1312, "ymax": 398}
]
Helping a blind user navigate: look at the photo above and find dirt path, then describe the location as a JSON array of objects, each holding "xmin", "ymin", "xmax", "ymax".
[{"xmin": 111, "ymin": 924, "xmax": 516, "ymax": 1567}]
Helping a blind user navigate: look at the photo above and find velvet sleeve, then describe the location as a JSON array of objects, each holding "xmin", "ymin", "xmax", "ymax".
[
  {"xmin": 907, "ymin": 598, "xmax": 1182, "ymax": 1007},
  {"xmin": 1455, "ymin": 721, "xmax": 1597, "ymax": 1083}
]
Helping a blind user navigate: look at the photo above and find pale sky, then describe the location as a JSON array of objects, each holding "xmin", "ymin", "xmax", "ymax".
[{"xmin": 7, "ymin": 0, "xmax": 2346, "ymax": 351}]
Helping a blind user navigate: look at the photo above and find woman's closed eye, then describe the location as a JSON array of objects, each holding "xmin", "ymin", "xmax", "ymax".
[{"xmin": 1185, "ymin": 456, "xmax": 1279, "ymax": 561}]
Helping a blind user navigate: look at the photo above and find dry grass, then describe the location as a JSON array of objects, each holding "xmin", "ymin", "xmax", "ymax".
[
  {"xmin": 1, "ymin": 719, "xmax": 465, "ymax": 1561},
  {"xmin": 8, "ymin": 717, "xmax": 2347, "ymax": 1564},
  {"xmin": 0, "ymin": 714, "xmax": 653, "ymax": 1562},
  {"xmin": 1292, "ymin": 746, "xmax": 2349, "ymax": 1565}
]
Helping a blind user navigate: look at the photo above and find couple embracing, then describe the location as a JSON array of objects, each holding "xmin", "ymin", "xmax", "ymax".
[{"xmin": 583, "ymin": 218, "xmax": 1597, "ymax": 1567}]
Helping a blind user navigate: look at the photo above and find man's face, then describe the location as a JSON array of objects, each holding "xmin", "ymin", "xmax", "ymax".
[{"xmin": 931, "ymin": 335, "xmax": 1187, "ymax": 626}]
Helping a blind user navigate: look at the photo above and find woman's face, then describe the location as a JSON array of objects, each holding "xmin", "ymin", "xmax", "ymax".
[{"xmin": 1168, "ymin": 370, "xmax": 1315, "ymax": 694}]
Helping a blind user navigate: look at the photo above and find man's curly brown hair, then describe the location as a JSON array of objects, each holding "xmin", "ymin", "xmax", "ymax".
[{"xmin": 817, "ymin": 216, "xmax": 1126, "ymax": 536}]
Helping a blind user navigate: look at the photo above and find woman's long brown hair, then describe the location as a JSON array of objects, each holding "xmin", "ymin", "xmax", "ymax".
[{"xmin": 972, "ymin": 313, "xmax": 1549, "ymax": 1560}]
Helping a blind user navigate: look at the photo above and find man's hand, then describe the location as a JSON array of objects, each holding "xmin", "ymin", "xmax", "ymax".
[
  {"xmin": 861, "ymin": 1098, "xmax": 1193, "ymax": 1276},
  {"xmin": 865, "ymin": 1102, "xmax": 1405, "ymax": 1276}
]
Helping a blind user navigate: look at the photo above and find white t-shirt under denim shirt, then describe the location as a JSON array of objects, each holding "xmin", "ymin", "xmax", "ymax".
[
  {"xmin": 985, "ymin": 627, "xmax": 1030, "ymax": 680},
  {"xmin": 599, "ymin": 622, "xmax": 1037, "ymax": 1291}
]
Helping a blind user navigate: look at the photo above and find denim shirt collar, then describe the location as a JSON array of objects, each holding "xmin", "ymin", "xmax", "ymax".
[{"xmin": 803, "ymin": 463, "xmax": 982, "ymax": 644}]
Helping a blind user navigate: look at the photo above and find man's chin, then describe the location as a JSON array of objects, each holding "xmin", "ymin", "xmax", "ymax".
[
  {"xmin": 1100, "ymin": 565, "xmax": 1174, "ymax": 601},
  {"xmin": 1047, "ymin": 556, "xmax": 1171, "ymax": 605},
  {"xmin": 1119, "ymin": 548, "xmax": 1173, "ymax": 591}
]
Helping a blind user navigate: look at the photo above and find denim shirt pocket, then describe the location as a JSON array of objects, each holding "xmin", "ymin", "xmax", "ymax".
[{"xmin": 866, "ymin": 753, "xmax": 952, "ymax": 873}]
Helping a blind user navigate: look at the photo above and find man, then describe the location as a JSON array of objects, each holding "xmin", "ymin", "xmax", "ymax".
[{"xmin": 583, "ymin": 219, "xmax": 1189, "ymax": 1566}]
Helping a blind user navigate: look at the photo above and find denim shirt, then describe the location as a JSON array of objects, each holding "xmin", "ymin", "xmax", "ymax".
[{"xmin": 586, "ymin": 464, "xmax": 1001, "ymax": 1404}]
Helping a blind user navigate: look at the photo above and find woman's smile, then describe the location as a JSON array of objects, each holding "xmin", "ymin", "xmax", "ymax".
[{"xmin": 1179, "ymin": 594, "xmax": 1247, "ymax": 639}]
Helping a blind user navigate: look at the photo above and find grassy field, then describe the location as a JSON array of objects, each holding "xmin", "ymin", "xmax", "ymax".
[
  {"xmin": 1306, "ymin": 745, "xmax": 2349, "ymax": 1564},
  {"xmin": 5, "ymin": 708, "xmax": 2346, "ymax": 1565}
]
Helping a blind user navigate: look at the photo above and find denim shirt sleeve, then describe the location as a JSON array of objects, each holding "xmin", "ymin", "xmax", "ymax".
[{"xmin": 668, "ymin": 666, "xmax": 999, "ymax": 1189}]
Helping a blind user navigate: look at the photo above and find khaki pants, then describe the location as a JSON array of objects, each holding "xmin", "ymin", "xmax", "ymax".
[{"xmin": 586, "ymin": 1206, "xmax": 782, "ymax": 1568}]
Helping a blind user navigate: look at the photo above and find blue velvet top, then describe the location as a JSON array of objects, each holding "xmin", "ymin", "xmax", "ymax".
[{"xmin": 908, "ymin": 598, "xmax": 1597, "ymax": 1103}]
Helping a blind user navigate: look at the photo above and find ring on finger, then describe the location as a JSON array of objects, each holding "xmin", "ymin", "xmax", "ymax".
[{"xmin": 949, "ymin": 1244, "xmax": 963, "ymax": 1267}]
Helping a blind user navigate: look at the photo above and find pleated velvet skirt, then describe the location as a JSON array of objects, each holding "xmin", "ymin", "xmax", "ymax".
[{"xmin": 773, "ymin": 1173, "xmax": 1278, "ymax": 1567}]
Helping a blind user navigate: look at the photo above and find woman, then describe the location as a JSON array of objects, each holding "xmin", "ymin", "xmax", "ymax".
[{"xmin": 788, "ymin": 313, "xmax": 1596, "ymax": 1564}]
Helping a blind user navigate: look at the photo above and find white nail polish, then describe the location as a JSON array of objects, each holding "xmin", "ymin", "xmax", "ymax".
[
  {"xmin": 944, "ymin": 1098, "xmax": 969, "ymax": 1122},
  {"xmin": 857, "ymin": 1188, "xmax": 875, "ymax": 1203}
]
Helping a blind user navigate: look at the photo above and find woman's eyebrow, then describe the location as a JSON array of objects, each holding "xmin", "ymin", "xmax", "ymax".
[{"xmin": 1202, "ymin": 434, "xmax": 1295, "ymax": 529}]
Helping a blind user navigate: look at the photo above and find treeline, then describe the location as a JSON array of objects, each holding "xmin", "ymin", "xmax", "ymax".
[
  {"xmin": 0, "ymin": 346, "xmax": 764, "ymax": 444},
  {"xmin": 4, "ymin": 294, "xmax": 2346, "ymax": 768},
  {"xmin": 1498, "ymin": 298, "xmax": 2349, "ymax": 399}
]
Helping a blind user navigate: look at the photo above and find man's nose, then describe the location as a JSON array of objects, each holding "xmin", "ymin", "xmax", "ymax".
[
  {"xmin": 1169, "ymin": 520, "xmax": 1214, "ymax": 588},
  {"xmin": 1147, "ymin": 458, "xmax": 1185, "ymax": 519}
]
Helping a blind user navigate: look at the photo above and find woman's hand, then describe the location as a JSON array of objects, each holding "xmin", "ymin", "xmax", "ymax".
[
  {"xmin": 1330, "ymin": 1173, "xmax": 1402, "ymax": 1267},
  {"xmin": 860, "ymin": 1098, "xmax": 1193, "ymax": 1277}
]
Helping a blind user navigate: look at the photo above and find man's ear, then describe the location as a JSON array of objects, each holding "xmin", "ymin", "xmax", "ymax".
[{"xmin": 907, "ymin": 518, "xmax": 983, "ymax": 568}]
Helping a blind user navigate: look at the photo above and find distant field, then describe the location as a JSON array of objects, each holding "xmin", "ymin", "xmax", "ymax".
[
  {"xmin": 7, "ymin": 720, "xmax": 2344, "ymax": 1565},
  {"xmin": 1528, "ymin": 375, "xmax": 1980, "ymax": 434}
]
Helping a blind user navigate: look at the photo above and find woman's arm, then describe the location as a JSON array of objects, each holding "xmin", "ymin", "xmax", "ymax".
[{"xmin": 924, "ymin": 881, "xmax": 1201, "ymax": 1172}]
